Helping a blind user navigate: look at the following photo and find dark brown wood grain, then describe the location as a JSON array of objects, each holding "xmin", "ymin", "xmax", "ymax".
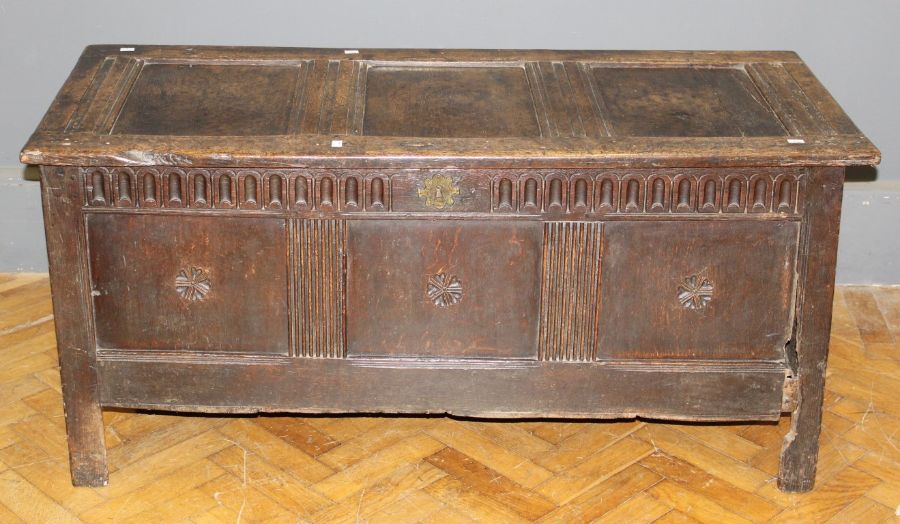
[{"xmin": 22, "ymin": 46, "xmax": 879, "ymax": 490}]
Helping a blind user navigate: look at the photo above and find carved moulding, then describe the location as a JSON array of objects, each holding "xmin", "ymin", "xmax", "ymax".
[
  {"xmin": 491, "ymin": 168, "xmax": 805, "ymax": 215},
  {"xmin": 80, "ymin": 167, "xmax": 804, "ymax": 217}
]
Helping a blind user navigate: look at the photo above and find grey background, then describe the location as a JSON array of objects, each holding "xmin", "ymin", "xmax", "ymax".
[{"xmin": 1, "ymin": 0, "xmax": 897, "ymax": 282}]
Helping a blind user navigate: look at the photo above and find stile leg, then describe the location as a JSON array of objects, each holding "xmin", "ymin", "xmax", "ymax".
[
  {"xmin": 778, "ymin": 167, "xmax": 844, "ymax": 492},
  {"xmin": 40, "ymin": 166, "xmax": 109, "ymax": 486},
  {"xmin": 59, "ymin": 350, "xmax": 109, "ymax": 487}
]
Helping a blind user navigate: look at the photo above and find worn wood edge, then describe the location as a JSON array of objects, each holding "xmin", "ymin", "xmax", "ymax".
[
  {"xmin": 79, "ymin": 45, "xmax": 806, "ymax": 64},
  {"xmin": 94, "ymin": 402, "xmax": 784, "ymax": 422},
  {"xmin": 95, "ymin": 350, "xmax": 786, "ymax": 373},
  {"xmin": 20, "ymin": 134, "xmax": 881, "ymax": 168},
  {"xmin": 78, "ymin": 208, "xmax": 806, "ymax": 222}
]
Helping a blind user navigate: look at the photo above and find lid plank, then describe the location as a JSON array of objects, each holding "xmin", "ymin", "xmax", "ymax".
[{"xmin": 21, "ymin": 46, "xmax": 880, "ymax": 168}]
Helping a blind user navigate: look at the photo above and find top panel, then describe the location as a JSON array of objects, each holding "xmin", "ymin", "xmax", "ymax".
[
  {"xmin": 21, "ymin": 46, "xmax": 879, "ymax": 168},
  {"xmin": 112, "ymin": 63, "xmax": 303, "ymax": 136},
  {"xmin": 591, "ymin": 66, "xmax": 785, "ymax": 137},
  {"xmin": 363, "ymin": 65, "xmax": 541, "ymax": 138}
]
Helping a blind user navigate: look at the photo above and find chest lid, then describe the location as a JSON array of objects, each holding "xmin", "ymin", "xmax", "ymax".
[{"xmin": 21, "ymin": 46, "xmax": 879, "ymax": 168}]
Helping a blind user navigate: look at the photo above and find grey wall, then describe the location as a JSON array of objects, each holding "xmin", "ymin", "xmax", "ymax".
[{"xmin": 1, "ymin": 0, "xmax": 898, "ymax": 282}]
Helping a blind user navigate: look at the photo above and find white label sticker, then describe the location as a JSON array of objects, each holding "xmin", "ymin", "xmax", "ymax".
[
  {"xmin": 331, "ymin": 140, "xmax": 344, "ymax": 148},
  {"xmin": 787, "ymin": 138, "xmax": 806, "ymax": 144},
  {"xmin": 120, "ymin": 47, "xmax": 135, "ymax": 52}
]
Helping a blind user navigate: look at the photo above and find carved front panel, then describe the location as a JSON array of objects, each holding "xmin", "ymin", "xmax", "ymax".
[
  {"xmin": 345, "ymin": 220, "xmax": 542, "ymax": 359},
  {"xmin": 87, "ymin": 215, "xmax": 290, "ymax": 354},
  {"xmin": 597, "ymin": 221, "xmax": 799, "ymax": 360},
  {"xmin": 81, "ymin": 168, "xmax": 804, "ymax": 364}
]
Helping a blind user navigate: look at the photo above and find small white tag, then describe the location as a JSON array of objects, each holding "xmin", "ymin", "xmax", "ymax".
[
  {"xmin": 331, "ymin": 140, "xmax": 344, "ymax": 148},
  {"xmin": 344, "ymin": 49, "xmax": 359, "ymax": 54},
  {"xmin": 787, "ymin": 138, "xmax": 805, "ymax": 144},
  {"xmin": 120, "ymin": 47, "xmax": 135, "ymax": 52}
]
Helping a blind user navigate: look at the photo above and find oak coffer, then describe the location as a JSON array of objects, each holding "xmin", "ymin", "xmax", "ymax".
[{"xmin": 21, "ymin": 46, "xmax": 880, "ymax": 491}]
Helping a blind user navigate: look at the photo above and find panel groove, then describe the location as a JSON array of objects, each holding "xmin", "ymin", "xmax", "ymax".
[
  {"xmin": 524, "ymin": 62, "xmax": 552, "ymax": 138},
  {"xmin": 294, "ymin": 219, "xmax": 346, "ymax": 358},
  {"xmin": 539, "ymin": 222, "xmax": 602, "ymax": 361}
]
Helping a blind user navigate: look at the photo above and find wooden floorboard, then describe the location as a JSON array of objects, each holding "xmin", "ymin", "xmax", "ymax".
[{"xmin": 0, "ymin": 274, "xmax": 897, "ymax": 523}]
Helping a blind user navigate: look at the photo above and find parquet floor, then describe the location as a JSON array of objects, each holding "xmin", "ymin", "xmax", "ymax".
[{"xmin": 0, "ymin": 273, "xmax": 897, "ymax": 523}]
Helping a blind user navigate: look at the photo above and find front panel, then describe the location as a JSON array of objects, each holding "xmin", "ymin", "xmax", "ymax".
[
  {"xmin": 81, "ymin": 166, "xmax": 803, "ymax": 419},
  {"xmin": 87, "ymin": 214, "xmax": 290, "ymax": 354},
  {"xmin": 598, "ymin": 220, "xmax": 799, "ymax": 360},
  {"xmin": 346, "ymin": 220, "xmax": 542, "ymax": 359}
]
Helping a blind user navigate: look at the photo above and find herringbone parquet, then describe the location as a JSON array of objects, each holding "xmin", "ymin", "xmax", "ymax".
[{"xmin": 0, "ymin": 273, "xmax": 897, "ymax": 523}]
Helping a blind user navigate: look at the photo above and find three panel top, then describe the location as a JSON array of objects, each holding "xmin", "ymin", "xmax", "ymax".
[{"xmin": 21, "ymin": 46, "xmax": 879, "ymax": 168}]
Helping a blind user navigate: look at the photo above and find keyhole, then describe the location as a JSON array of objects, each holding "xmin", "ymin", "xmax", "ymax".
[{"xmin": 435, "ymin": 187, "xmax": 443, "ymax": 199}]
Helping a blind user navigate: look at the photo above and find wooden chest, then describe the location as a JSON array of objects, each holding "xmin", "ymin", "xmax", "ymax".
[{"xmin": 21, "ymin": 46, "xmax": 879, "ymax": 491}]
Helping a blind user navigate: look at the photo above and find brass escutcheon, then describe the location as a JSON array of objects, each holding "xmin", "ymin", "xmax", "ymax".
[{"xmin": 417, "ymin": 174, "xmax": 460, "ymax": 209}]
